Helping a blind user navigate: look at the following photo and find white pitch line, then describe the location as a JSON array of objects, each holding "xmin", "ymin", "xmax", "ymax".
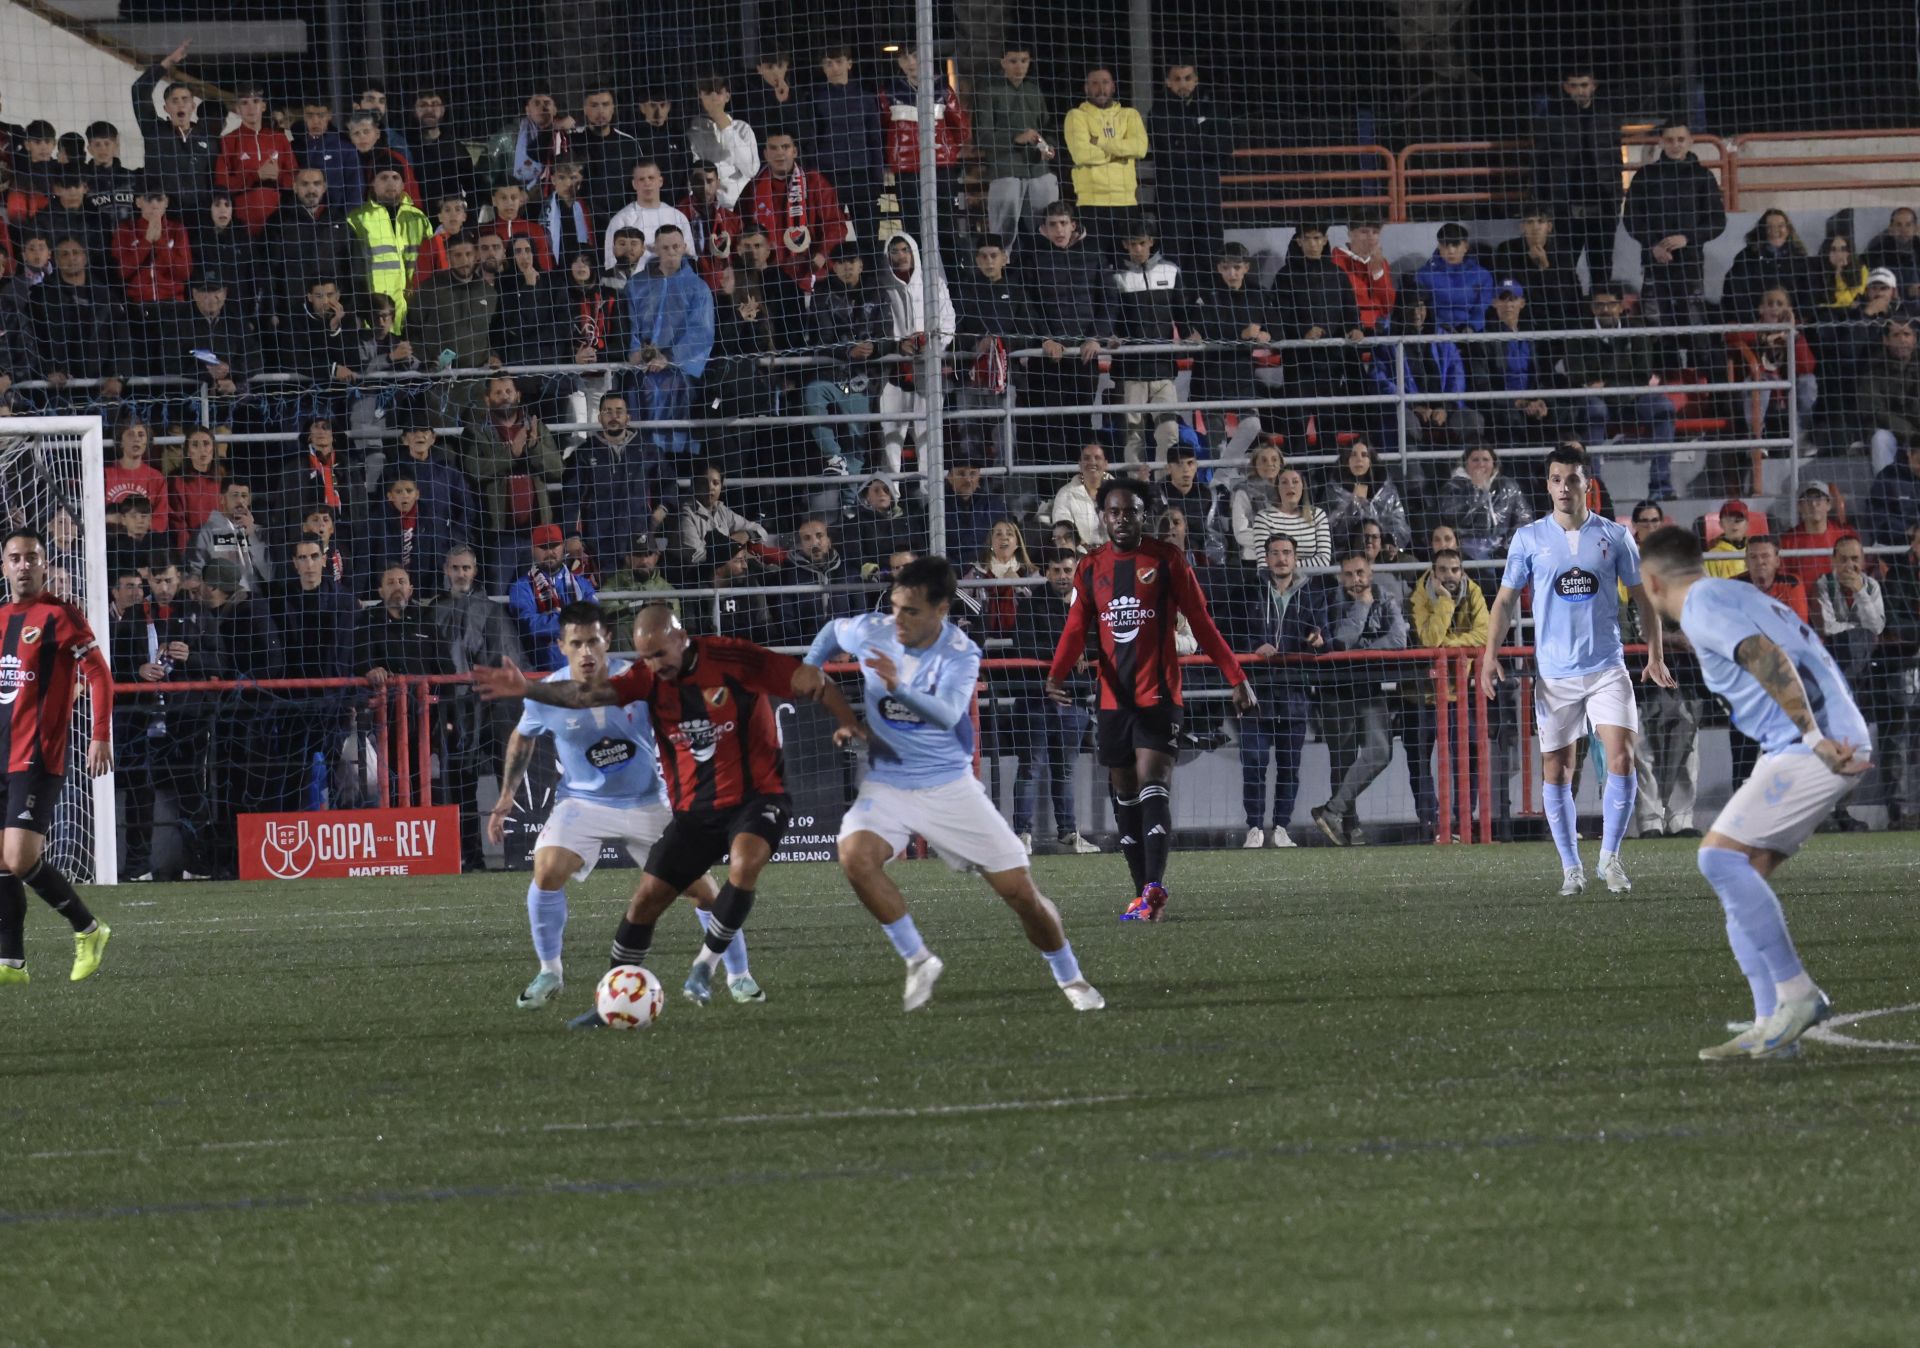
[
  {"xmin": 18, "ymin": 1093, "xmax": 1142, "ymax": 1163},
  {"xmin": 1803, "ymin": 1002, "xmax": 1920, "ymax": 1052}
]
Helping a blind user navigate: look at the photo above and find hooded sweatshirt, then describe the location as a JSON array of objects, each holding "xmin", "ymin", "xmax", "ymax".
[{"xmin": 877, "ymin": 231, "xmax": 955, "ymax": 374}]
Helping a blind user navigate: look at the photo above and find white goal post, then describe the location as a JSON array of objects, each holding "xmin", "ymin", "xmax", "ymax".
[{"xmin": 0, "ymin": 415, "xmax": 118, "ymax": 885}]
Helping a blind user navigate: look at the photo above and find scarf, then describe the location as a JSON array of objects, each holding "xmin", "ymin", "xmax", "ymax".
[
  {"xmin": 525, "ymin": 563, "xmax": 584, "ymax": 614},
  {"xmin": 987, "ymin": 557, "xmax": 1024, "ymax": 579},
  {"xmin": 398, "ymin": 505, "xmax": 418, "ymax": 571},
  {"xmin": 308, "ymin": 451, "xmax": 340, "ymax": 509},
  {"xmin": 782, "ymin": 170, "xmax": 810, "ymax": 255}
]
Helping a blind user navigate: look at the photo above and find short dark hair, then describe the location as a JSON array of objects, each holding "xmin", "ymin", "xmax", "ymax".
[
  {"xmin": 386, "ymin": 472, "xmax": 418, "ymax": 488},
  {"xmin": 5, "ymin": 527, "xmax": 47, "ymax": 552},
  {"xmin": 1044, "ymin": 548, "xmax": 1079, "ymax": 569},
  {"xmin": 1043, "ymin": 200, "xmax": 1078, "ymax": 222},
  {"xmin": 975, "ymin": 233, "xmax": 1008, "ymax": 252},
  {"xmin": 119, "ymin": 493, "xmax": 153, "ymax": 514},
  {"xmin": 1097, "ymin": 478, "xmax": 1149, "ymax": 511},
  {"xmin": 1167, "ymin": 441, "xmax": 1198, "ymax": 463},
  {"xmin": 893, "ymin": 555, "xmax": 958, "ymax": 606},
  {"xmin": 1638, "ymin": 524, "xmax": 1704, "ymax": 576},
  {"xmin": 1546, "ymin": 442, "xmax": 1590, "ymax": 474},
  {"xmin": 697, "ymin": 74, "xmax": 731, "ymax": 96},
  {"xmin": 86, "ymin": 121, "xmax": 119, "ymax": 141},
  {"xmin": 1745, "ymin": 533, "xmax": 1780, "ymax": 552},
  {"xmin": 558, "ymin": 599, "xmax": 610, "ymax": 635},
  {"xmin": 653, "ymin": 223, "xmax": 683, "ymax": 240},
  {"xmin": 1431, "ymin": 547, "xmax": 1463, "ymax": 565},
  {"xmin": 1264, "ymin": 532, "xmax": 1297, "ymax": 553},
  {"xmin": 1631, "ymin": 500, "xmax": 1665, "ymax": 522}
]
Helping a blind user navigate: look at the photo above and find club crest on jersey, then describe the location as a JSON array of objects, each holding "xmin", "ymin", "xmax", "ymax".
[
  {"xmin": 19, "ymin": 626, "xmax": 39, "ymax": 645},
  {"xmin": 705, "ymin": 686, "xmax": 729, "ymax": 707},
  {"xmin": 1102, "ymin": 594, "xmax": 1155, "ymax": 644},
  {"xmin": 1138, "ymin": 566, "xmax": 1157, "ymax": 584}
]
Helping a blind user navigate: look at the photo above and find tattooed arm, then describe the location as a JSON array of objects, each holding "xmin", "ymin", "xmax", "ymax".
[
  {"xmin": 1734, "ymin": 634, "xmax": 1867, "ymax": 775},
  {"xmin": 486, "ymin": 730, "xmax": 540, "ymax": 843}
]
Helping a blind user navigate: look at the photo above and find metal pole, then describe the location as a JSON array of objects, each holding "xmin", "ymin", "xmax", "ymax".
[
  {"xmin": 326, "ymin": 0, "xmax": 349, "ymax": 119},
  {"xmin": 1784, "ymin": 325, "xmax": 1799, "ymax": 503},
  {"xmin": 917, "ymin": 0, "xmax": 947, "ymax": 557},
  {"xmin": 1394, "ymin": 341, "xmax": 1410, "ymax": 470},
  {"xmin": 364, "ymin": 0, "xmax": 386, "ymax": 83},
  {"xmin": 1130, "ymin": 0, "xmax": 1154, "ymax": 113}
]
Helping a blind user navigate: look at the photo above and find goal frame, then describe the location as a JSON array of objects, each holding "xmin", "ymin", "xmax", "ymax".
[{"xmin": 5, "ymin": 416, "xmax": 117, "ymax": 885}]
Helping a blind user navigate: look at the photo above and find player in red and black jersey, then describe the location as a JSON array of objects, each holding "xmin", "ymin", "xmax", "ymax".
[
  {"xmin": 0, "ymin": 529, "xmax": 115, "ymax": 987},
  {"xmin": 1046, "ymin": 481, "xmax": 1255, "ymax": 921},
  {"xmin": 476, "ymin": 603, "xmax": 860, "ymax": 1021}
]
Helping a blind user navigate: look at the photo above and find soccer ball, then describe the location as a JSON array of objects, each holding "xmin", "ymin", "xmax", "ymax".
[{"xmin": 595, "ymin": 965, "xmax": 665, "ymax": 1030}]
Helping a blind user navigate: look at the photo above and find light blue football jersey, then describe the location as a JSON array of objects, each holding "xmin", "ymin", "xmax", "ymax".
[
  {"xmin": 515, "ymin": 658, "xmax": 668, "ymax": 806},
  {"xmin": 1682, "ymin": 577, "xmax": 1871, "ymax": 757},
  {"xmin": 805, "ymin": 613, "xmax": 979, "ymax": 789},
  {"xmin": 1500, "ymin": 512, "xmax": 1641, "ymax": 680}
]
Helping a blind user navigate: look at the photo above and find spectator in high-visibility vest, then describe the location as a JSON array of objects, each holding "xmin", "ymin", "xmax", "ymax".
[{"xmin": 349, "ymin": 164, "xmax": 430, "ymax": 330}]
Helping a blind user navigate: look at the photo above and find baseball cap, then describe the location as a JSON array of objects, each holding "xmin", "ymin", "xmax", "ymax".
[
  {"xmin": 629, "ymin": 533, "xmax": 662, "ymax": 555},
  {"xmin": 201, "ymin": 559, "xmax": 245, "ymax": 592},
  {"xmin": 1798, "ymin": 480, "xmax": 1831, "ymax": 499},
  {"xmin": 531, "ymin": 523, "xmax": 564, "ymax": 545},
  {"xmin": 1494, "ymin": 278, "xmax": 1526, "ymax": 299},
  {"xmin": 1868, "ymin": 267, "xmax": 1899, "ymax": 288},
  {"xmin": 1719, "ymin": 498, "xmax": 1750, "ymax": 519}
]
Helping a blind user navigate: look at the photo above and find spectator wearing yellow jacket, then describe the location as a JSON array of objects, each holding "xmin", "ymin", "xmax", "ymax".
[
  {"xmin": 1407, "ymin": 547, "xmax": 1493, "ymax": 837},
  {"xmin": 348, "ymin": 164, "xmax": 430, "ymax": 330},
  {"xmin": 1063, "ymin": 67, "xmax": 1147, "ymax": 260}
]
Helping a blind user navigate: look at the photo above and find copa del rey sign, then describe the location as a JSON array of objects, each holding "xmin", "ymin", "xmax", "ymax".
[{"xmin": 239, "ymin": 808, "xmax": 461, "ymax": 881}]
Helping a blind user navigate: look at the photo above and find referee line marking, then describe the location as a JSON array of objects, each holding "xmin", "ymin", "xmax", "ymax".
[{"xmin": 1803, "ymin": 1003, "xmax": 1920, "ymax": 1053}]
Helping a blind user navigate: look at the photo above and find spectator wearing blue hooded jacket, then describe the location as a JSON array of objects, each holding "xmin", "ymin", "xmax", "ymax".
[
  {"xmin": 625, "ymin": 224, "xmax": 715, "ymax": 459},
  {"xmin": 1415, "ymin": 223, "xmax": 1493, "ymax": 402}
]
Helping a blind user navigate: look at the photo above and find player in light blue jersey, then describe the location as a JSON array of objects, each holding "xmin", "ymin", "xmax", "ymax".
[
  {"xmin": 485, "ymin": 601, "xmax": 752, "ymax": 1010},
  {"xmin": 1639, "ymin": 526, "xmax": 1870, "ymax": 1060},
  {"xmin": 1480, "ymin": 443, "xmax": 1673, "ymax": 895},
  {"xmin": 802, "ymin": 557, "xmax": 1103, "ymax": 1013}
]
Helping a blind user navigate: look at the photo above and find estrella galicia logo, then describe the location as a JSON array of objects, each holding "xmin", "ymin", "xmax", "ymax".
[
  {"xmin": 1555, "ymin": 567, "xmax": 1600, "ymax": 604},
  {"xmin": 586, "ymin": 737, "xmax": 637, "ymax": 770},
  {"xmin": 878, "ymin": 695, "xmax": 925, "ymax": 726}
]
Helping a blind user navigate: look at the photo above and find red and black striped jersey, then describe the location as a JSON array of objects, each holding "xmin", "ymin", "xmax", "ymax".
[
  {"xmin": 0, "ymin": 595, "xmax": 111, "ymax": 772},
  {"xmin": 1047, "ymin": 538, "xmax": 1246, "ymax": 710},
  {"xmin": 606, "ymin": 635, "xmax": 799, "ymax": 812}
]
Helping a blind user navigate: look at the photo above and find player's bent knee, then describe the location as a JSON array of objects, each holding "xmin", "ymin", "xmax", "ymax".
[{"xmin": 837, "ymin": 831, "xmax": 892, "ymax": 876}]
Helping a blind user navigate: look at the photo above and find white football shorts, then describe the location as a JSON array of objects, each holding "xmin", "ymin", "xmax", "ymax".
[
  {"xmin": 537, "ymin": 797, "xmax": 673, "ymax": 880},
  {"xmin": 1710, "ymin": 749, "xmax": 1864, "ymax": 857},
  {"xmin": 1533, "ymin": 665, "xmax": 1641, "ymax": 752},
  {"xmin": 838, "ymin": 775, "xmax": 1031, "ymax": 877}
]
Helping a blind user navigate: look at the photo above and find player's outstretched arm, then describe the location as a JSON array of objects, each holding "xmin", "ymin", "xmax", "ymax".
[
  {"xmin": 487, "ymin": 731, "xmax": 536, "ymax": 844},
  {"xmin": 1478, "ymin": 585, "xmax": 1519, "ymax": 699},
  {"xmin": 1628, "ymin": 584, "xmax": 1676, "ymax": 687},
  {"xmin": 472, "ymin": 659, "xmax": 616, "ymax": 708},
  {"xmin": 1734, "ymin": 634, "xmax": 1869, "ymax": 776}
]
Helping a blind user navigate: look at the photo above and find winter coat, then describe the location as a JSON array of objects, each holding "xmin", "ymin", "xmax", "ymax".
[
  {"xmin": 1487, "ymin": 238, "xmax": 1583, "ymax": 331},
  {"xmin": 1622, "ymin": 154, "xmax": 1727, "ymax": 266},
  {"xmin": 29, "ymin": 274, "xmax": 127, "ymax": 378},
  {"xmin": 944, "ymin": 488, "xmax": 1010, "ymax": 565},
  {"xmin": 877, "ymin": 231, "xmax": 955, "ymax": 363},
  {"xmin": 1530, "ymin": 91, "xmax": 1623, "ymax": 209},
  {"xmin": 1721, "ymin": 240, "xmax": 1819, "ymax": 316},
  {"xmin": 807, "ymin": 81, "xmax": 885, "ymax": 185},
  {"xmin": 1146, "ymin": 92, "xmax": 1229, "ymax": 207},
  {"xmin": 1015, "ymin": 238, "xmax": 1117, "ymax": 342},
  {"xmin": 1415, "ymin": 251, "xmax": 1494, "ymax": 333},
  {"xmin": 745, "ymin": 167, "xmax": 849, "ymax": 289},
  {"xmin": 410, "ymin": 269, "xmax": 498, "ymax": 368},
  {"xmin": 809, "ymin": 274, "xmax": 897, "ymax": 384},
  {"xmin": 561, "ymin": 434, "xmax": 677, "ymax": 571},
  {"xmin": 458, "ymin": 412, "xmax": 563, "ymax": 534},
  {"xmin": 112, "ymin": 217, "xmax": 193, "ymax": 304},
  {"xmin": 291, "ymin": 130, "xmax": 355, "ymax": 205},
  {"xmin": 1273, "ymin": 252, "xmax": 1361, "ymax": 339},
  {"xmin": 1862, "ymin": 351, "xmax": 1920, "ymax": 442},
  {"xmin": 1321, "ymin": 468, "xmax": 1411, "ymax": 550},
  {"xmin": 777, "ymin": 549, "xmax": 861, "ymax": 645},
  {"xmin": 1331, "ymin": 246, "xmax": 1394, "ymax": 330},
  {"xmin": 1043, "ymin": 476, "xmax": 1107, "ymax": 548},
  {"xmin": 1109, "ymin": 250, "xmax": 1184, "ymax": 381},
  {"xmin": 1062, "ymin": 101, "xmax": 1147, "ymax": 207},
  {"xmin": 357, "ymin": 506, "xmax": 456, "ymax": 596},
  {"xmin": 491, "ymin": 271, "xmax": 571, "ymax": 368},
  {"xmin": 953, "ymin": 268, "xmax": 1035, "ymax": 347},
  {"xmin": 687, "ymin": 118, "xmax": 760, "ymax": 210},
  {"xmin": 264, "ymin": 205, "xmax": 357, "ymax": 309},
  {"xmin": 274, "ymin": 303, "xmax": 355, "ymax": 382},
  {"xmin": 379, "ymin": 454, "xmax": 479, "ymax": 547},
  {"xmin": 847, "ymin": 476, "xmax": 919, "ymax": 567},
  {"xmin": 132, "ymin": 64, "xmax": 224, "ymax": 211},
  {"xmin": 1439, "ymin": 469, "xmax": 1534, "ymax": 561},
  {"xmin": 1187, "ymin": 274, "xmax": 1270, "ymax": 400},
  {"xmin": 974, "ymin": 78, "xmax": 1055, "ymax": 181},
  {"xmin": 1867, "ymin": 459, "xmax": 1920, "ymax": 547},
  {"xmin": 879, "ymin": 76, "xmax": 970, "ymax": 175}
]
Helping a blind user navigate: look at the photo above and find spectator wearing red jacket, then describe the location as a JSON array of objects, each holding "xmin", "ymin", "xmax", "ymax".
[
  {"xmin": 113, "ymin": 181, "xmax": 192, "ymax": 373},
  {"xmin": 214, "ymin": 86, "xmax": 295, "ymax": 236},
  {"xmin": 746, "ymin": 132, "xmax": 848, "ymax": 293},
  {"xmin": 104, "ymin": 416, "xmax": 170, "ymax": 535},
  {"xmin": 167, "ymin": 424, "xmax": 225, "ymax": 554},
  {"xmin": 1778, "ymin": 480, "xmax": 1858, "ymax": 587},
  {"xmin": 679, "ymin": 162, "xmax": 741, "ymax": 293},
  {"xmin": 879, "ymin": 48, "xmax": 970, "ymax": 268},
  {"xmin": 481, "ymin": 181, "xmax": 554, "ymax": 270},
  {"xmin": 1331, "ymin": 214, "xmax": 1395, "ymax": 333},
  {"xmin": 410, "ymin": 194, "xmax": 468, "ymax": 293}
]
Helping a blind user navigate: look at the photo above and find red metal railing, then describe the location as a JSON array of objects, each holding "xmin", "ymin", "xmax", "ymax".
[
  {"xmin": 1221, "ymin": 145, "xmax": 1401, "ymax": 218},
  {"xmin": 1723, "ymin": 129, "xmax": 1920, "ymax": 209}
]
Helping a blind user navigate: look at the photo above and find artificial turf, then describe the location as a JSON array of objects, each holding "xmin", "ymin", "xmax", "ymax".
[{"xmin": 4, "ymin": 837, "xmax": 1919, "ymax": 1347}]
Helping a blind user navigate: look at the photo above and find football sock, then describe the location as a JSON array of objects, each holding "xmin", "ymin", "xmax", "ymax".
[
  {"xmin": 1723, "ymin": 912, "xmax": 1776, "ymax": 1022},
  {"xmin": 1137, "ymin": 783, "xmax": 1172, "ymax": 886},
  {"xmin": 882, "ymin": 913, "xmax": 927, "ymax": 962},
  {"xmin": 703, "ymin": 884, "xmax": 755, "ymax": 955},
  {"xmin": 610, "ymin": 918, "xmax": 654, "ymax": 969},
  {"xmin": 1698, "ymin": 847, "xmax": 1805, "ymax": 985},
  {"xmin": 1042, "ymin": 941, "xmax": 1082, "ymax": 985},
  {"xmin": 0, "ymin": 871, "xmax": 24, "ymax": 963},
  {"xmin": 526, "ymin": 883, "xmax": 567, "ymax": 975},
  {"xmin": 1111, "ymin": 789, "xmax": 1145, "ymax": 892},
  {"xmin": 1601, "ymin": 772, "xmax": 1637, "ymax": 855},
  {"xmin": 1775, "ymin": 971, "xmax": 1817, "ymax": 1004},
  {"xmin": 695, "ymin": 908, "xmax": 751, "ymax": 979},
  {"xmin": 1542, "ymin": 782, "xmax": 1580, "ymax": 869},
  {"xmin": 22, "ymin": 861, "xmax": 93, "ymax": 933}
]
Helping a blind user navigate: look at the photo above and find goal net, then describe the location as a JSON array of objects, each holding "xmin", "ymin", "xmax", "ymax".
[{"xmin": 0, "ymin": 418, "xmax": 117, "ymax": 886}]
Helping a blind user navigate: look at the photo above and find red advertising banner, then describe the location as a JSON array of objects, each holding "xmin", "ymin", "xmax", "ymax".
[{"xmin": 238, "ymin": 808, "xmax": 462, "ymax": 881}]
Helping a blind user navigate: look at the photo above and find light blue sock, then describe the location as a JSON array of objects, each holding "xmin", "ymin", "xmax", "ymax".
[
  {"xmin": 1698, "ymin": 847, "xmax": 1805, "ymax": 984},
  {"xmin": 526, "ymin": 883, "xmax": 568, "ymax": 966},
  {"xmin": 694, "ymin": 908, "xmax": 751, "ymax": 979},
  {"xmin": 882, "ymin": 914, "xmax": 927, "ymax": 962},
  {"xmin": 1043, "ymin": 941, "xmax": 1081, "ymax": 985},
  {"xmin": 1725, "ymin": 913, "xmax": 1776, "ymax": 1022},
  {"xmin": 1601, "ymin": 772, "xmax": 1637, "ymax": 855},
  {"xmin": 1542, "ymin": 782, "xmax": 1580, "ymax": 868}
]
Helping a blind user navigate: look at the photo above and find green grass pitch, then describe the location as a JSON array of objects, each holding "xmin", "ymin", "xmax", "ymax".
[{"xmin": 5, "ymin": 838, "xmax": 1920, "ymax": 1347}]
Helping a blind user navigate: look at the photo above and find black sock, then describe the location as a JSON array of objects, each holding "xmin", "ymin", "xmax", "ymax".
[
  {"xmin": 1138, "ymin": 783, "xmax": 1173, "ymax": 886},
  {"xmin": 1112, "ymin": 789, "xmax": 1146, "ymax": 892},
  {"xmin": 610, "ymin": 919, "xmax": 655, "ymax": 968},
  {"xmin": 704, "ymin": 884, "xmax": 755, "ymax": 954},
  {"xmin": 0, "ymin": 871, "xmax": 24, "ymax": 962},
  {"xmin": 22, "ymin": 861, "xmax": 93, "ymax": 933}
]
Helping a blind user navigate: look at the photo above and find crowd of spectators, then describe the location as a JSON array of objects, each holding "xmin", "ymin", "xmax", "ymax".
[{"xmin": 3, "ymin": 47, "xmax": 1918, "ymax": 869}]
